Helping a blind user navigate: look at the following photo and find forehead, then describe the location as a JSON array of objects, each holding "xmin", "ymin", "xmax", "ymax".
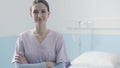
[{"xmin": 31, "ymin": 3, "xmax": 47, "ymax": 10}]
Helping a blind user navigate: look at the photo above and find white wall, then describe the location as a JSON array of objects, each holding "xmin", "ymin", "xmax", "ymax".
[
  {"xmin": 0, "ymin": 0, "xmax": 33, "ymax": 37},
  {"xmin": 62, "ymin": 0, "xmax": 120, "ymax": 35},
  {"xmin": 1, "ymin": 0, "xmax": 120, "ymax": 36}
]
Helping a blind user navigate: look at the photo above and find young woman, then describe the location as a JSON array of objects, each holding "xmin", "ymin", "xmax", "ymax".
[{"xmin": 12, "ymin": 0, "xmax": 70, "ymax": 68}]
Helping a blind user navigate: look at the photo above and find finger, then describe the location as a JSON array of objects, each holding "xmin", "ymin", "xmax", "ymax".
[
  {"xmin": 15, "ymin": 56, "xmax": 21, "ymax": 61},
  {"xmin": 15, "ymin": 55, "xmax": 20, "ymax": 58},
  {"xmin": 15, "ymin": 55, "xmax": 22, "ymax": 59},
  {"xmin": 15, "ymin": 55, "xmax": 24, "ymax": 62},
  {"xmin": 17, "ymin": 53, "xmax": 24, "ymax": 57}
]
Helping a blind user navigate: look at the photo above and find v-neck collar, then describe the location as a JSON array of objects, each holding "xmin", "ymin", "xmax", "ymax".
[{"xmin": 31, "ymin": 29, "xmax": 51, "ymax": 44}]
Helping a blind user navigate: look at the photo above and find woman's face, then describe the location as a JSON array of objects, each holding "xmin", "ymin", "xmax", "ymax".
[{"xmin": 30, "ymin": 3, "xmax": 50, "ymax": 24}]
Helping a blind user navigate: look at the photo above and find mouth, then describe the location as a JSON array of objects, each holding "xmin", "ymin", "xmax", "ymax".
[
  {"xmin": 35, "ymin": 19, "xmax": 43, "ymax": 23},
  {"xmin": 39, "ymin": 18, "xmax": 41, "ymax": 21},
  {"xmin": 35, "ymin": 18, "xmax": 41, "ymax": 22}
]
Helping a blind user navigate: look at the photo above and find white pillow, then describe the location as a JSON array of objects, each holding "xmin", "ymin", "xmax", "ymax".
[{"xmin": 71, "ymin": 51, "xmax": 120, "ymax": 68}]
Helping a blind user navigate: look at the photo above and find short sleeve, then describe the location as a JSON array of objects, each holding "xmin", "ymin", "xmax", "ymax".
[
  {"xmin": 55, "ymin": 35, "xmax": 69, "ymax": 64},
  {"xmin": 11, "ymin": 35, "xmax": 25, "ymax": 63}
]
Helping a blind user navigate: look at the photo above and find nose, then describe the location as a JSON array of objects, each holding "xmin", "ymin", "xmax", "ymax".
[{"xmin": 38, "ymin": 13, "xmax": 42, "ymax": 18}]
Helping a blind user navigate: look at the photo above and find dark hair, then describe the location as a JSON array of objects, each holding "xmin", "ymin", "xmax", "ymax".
[{"xmin": 32, "ymin": 0, "xmax": 50, "ymax": 12}]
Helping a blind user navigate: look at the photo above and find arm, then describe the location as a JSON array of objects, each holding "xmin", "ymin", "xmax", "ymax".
[
  {"xmin": 15, "ymin": 62, "xmax": 46, "ymax": 68},
  {"xmin": 56, "ymin": 35, "xmax": 71, "ymax": 68},
  {"xmin": 15, "ymin": 54, "xmax": 55, "ymax": 68},
  {"xmin": 15, "ymin": 62, "xmax": 66, "ymax": 68},
  {"xmin": 55, "ymin": 62, "xmax": 65, "ymax": 68}
]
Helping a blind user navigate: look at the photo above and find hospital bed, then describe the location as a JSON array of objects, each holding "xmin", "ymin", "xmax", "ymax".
[{"xmin": 69, "ymin": 51, "xmax": 120, "ymax": 68}]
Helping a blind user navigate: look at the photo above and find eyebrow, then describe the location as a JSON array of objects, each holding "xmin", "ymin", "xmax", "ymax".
[
  {"xmin": 32, "ymin": 9, "xmax": 38, "ymax": 12},
  {"xmin": 33, "ymin": 8, "xmax": 47, "ymax": 11}
]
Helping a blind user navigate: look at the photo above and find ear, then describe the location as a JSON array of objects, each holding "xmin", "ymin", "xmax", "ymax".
[
  {"xmin": 48, "ymin": 12, "xmax": 50, "ymax": 17},
  {"xmin": 30, "ymin": 11, "xmax": 32, "ymax": 17}
]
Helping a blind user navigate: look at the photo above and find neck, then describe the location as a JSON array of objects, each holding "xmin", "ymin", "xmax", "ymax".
[{"xmin": 34, "ymin": 24, "xmax": 48, "ymax": 36}]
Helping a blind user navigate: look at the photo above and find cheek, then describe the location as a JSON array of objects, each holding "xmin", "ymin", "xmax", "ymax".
[
  {"xmin": 44, "ymin": 15, "xmax": 49, "ymax": 19},
  {"xmin": 31, "ymin": 14, "xmax": 37, "ymax": 19}
]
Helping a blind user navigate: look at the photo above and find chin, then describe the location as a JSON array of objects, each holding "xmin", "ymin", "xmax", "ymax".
[{"xmin": 36, "ymin": 22, "xmax": 44, "ymax": 24}]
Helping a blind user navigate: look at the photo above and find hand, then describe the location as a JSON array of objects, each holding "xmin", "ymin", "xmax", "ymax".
[
  {"xmin": 15, "ymin": 53, "xmax": 29, "ymax": 64},
  {"xmin": 46, "ymin": 62, "xmax": 56, "ymax": 68}
]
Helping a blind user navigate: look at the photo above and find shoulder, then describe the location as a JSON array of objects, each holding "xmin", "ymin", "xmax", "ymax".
[
  {"xmin": 18, "ymin": 29, "xmax": 33, "ymax": 38},
  {"xmin": 49, "ymin": 29, "xmax": 63, "ymax": 38}
]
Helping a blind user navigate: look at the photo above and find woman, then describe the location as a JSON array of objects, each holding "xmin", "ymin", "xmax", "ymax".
[{"xmin": 12, "ymin": 0, "xmax": 70, "ymax": 68}]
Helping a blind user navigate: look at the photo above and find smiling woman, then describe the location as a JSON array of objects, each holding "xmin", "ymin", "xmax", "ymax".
[
  {"xmin": 11, "ymin": 0, "xmax": 70, "ymax": 68},
  {"xmin": 1, "ymin": 0, "xmax": 120, "ymax": 68}
]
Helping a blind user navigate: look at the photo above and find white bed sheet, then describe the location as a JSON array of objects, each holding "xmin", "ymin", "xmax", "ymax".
[
  {"xmin": 69, "ymin": 65, "xmax": 119, "ymax": 68},
  {"xmin": 69, "ymin": 51, "xmax": 120, "ymax": 68}
]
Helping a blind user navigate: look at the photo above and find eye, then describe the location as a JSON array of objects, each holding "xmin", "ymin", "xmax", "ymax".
[
  {"xmin": 41, "ymin": 10, "xmax": 46, "ymax": 13},
  {"xmin": 33, "ymin": 10, "xmax": 39, "ymax": 14}
]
